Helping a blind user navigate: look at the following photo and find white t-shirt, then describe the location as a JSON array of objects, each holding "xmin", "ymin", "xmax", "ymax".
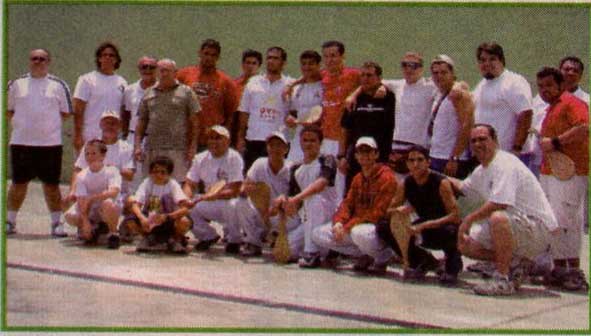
[
  {"xmin": 430, "ymin": 95, "xmax": 469, "ymax": 160},
  {"xmin": 74, "ymin": 70, "xmax": 127, "ymax": 141},
  {"xmin": 247, "ymin": 157, "xmax": 292, "ymax": 200},
  {"xmin": 287, "ymin": 81, "xmax": 323, "ymax": 161},
  {"xmin": 134, "ymin": 178, "xmax": 187, "ymax": 206},
  {"xmin": 124, "ymin": 80, "xmax": 152, "ymax": 133},
  {"xmin": 461, "ymin": 150, "xmax": 557, "ymax": 230},
  {"xmin": 186, "ymin": 148, "xmax": 244, "ymax": 189},
  {"xmin": 293, "ymin": 156, "xmax": 338, "ymax": 205},
  {"xmin": 383, "ymin": 77, "xmax": 437, "ymax": 148},
  {"xmin": 7, "ymin": 73, "xmax": 72, "ymax": 146},
  {"xmin": 75, "ymin": 139, "xmax": 134, "ymax": 193},
  {"xmin": 75, "ymin": 165, "xmax": 121, "ymax": 198},
  {"xmin": 239, "ymin": 74, "xmax": 294, "ymax": 141},
  {"xmin": 473, "ymin": 69, "xmax": 532, "ymax": 152}
]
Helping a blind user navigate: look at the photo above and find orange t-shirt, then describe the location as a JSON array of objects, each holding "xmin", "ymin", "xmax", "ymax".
[
  {"xmin": 177, "ymin": 67, "xmax": 239, "ymax": 145},
  {"xmin": 540, "ymin": 91, "xmax": 589, "ymax": 175},
  {"xmin": 321, "ymin": 67, "xmax": 361, "ymax": 141}
]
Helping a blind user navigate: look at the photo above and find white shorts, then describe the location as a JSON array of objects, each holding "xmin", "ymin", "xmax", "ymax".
[
  {"xmin": 540, "ymin": 174, "xmax": 587, "ymax": 259},
  {"xmin": 470, "ymin": 210, "xmax": 552, "ymax": 259},
  {"xmin": 65, "ymin": 198, "xmax": 122, "ymax": 224}
]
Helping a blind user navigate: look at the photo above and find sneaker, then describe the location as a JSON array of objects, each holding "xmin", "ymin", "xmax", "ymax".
[
  {"xmin": 353, "ymin": 255, "xmax": 373, "ymax": 272},
  {"xmin": 107, "ymin": 234, "xmax": 120, "ymax": 249},
  {"xmin": 6, "ymin": 221, "xmax": 16, "ymax": 235},
  {"xmin": 136, "ymin": 234, "xmax": 164, "ymax": 252},
  {"xmin": 225, "ymin": 242, "xmax": 241, "ymax": 255},
  {"xmin": 561, "ymin": 269, "xmax": 589, "ymax": 292},
  {"xmin": 473, "ymin": 272, "xmax": 515, "ymax": 296},
  {"xmin": 240, "ymin": 243, "xmax": 262, "ymax": 257},
  {"xmin": 51, "ymin": 222, "xmax": 68, "ymax": 238},
  {"xmin": 438, "ymin": 272, "xmax": 459, "ymax": 286},
  {"xmin": 298, "ymin": 252, "xmax": 321, "ymax": 268},
  {"xmin": 167, "ymin": 238, "xmax": 188, "ymax": 254},
  {"xmin": 509, "ymin": 258, "xmax": 533, "ymax": 290},
  {"xmin": 322, "ymin": 250, "xmax": 340, "ymax": 269},
  {"xmin": 403, "ymin": 267, "xmax": 428, "ymax": 282},
  {"xmin": 467, "ymin": 261, "xmax": 496, "ymax": 278},
  {"xmin": 194, "ymin": 235, "xmax": 221, "ymax": 252},
  {"xmin": 368, "ymin": 261, "xmax": 389, "ymax": 275}
]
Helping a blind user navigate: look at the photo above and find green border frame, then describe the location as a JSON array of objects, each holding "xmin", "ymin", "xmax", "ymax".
[{"xmin": 1, "ymin": 0, "xmax": 590, "ymax": 334}]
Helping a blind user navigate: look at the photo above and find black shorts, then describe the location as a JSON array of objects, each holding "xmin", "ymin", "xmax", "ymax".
[{"xmin": 10, "ymin": 145, "xmax": 62, "ymax": 184}]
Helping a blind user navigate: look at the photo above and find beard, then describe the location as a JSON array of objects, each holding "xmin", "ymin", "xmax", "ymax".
[{"xmin": 483, "ymin": 73, "xmax": 496, "ymax": 80}]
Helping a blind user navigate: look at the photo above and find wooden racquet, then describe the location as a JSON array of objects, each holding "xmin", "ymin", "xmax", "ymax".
[
  {"xmin": 390, "ymin": 211, "xmax": 412, "ymax": 269},
  {"xmin": 247, "ymin": 182, "xmax": 272, "ymax": 230},
  {"xmin": 298, "ymin": 105, "xmax": 323, "ymax": 124},
  {"xmin": 529, "ymin": 128, "xmax": 575, "ymax": 181},
  {"xmin": 272, "ymin": 209, "xmax": 291, "ymax": 264}
]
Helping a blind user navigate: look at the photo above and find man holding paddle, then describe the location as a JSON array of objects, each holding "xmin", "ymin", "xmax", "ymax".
[{"xmin": 536, "ymin": 67, "xmax": 589, "ymax": 291}]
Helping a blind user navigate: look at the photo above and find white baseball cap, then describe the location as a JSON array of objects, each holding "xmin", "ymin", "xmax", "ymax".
[
  {"xmin": 266, "ymin": 131, "xmax": 288, "ymax": 145},
  {"xmin": 208, "ymin": 125, "xmax": 230, "ymax": 139},
  {"xmin": 355, "ymin": 136, "xmax": 378, "ymax": 149},
  {"xmin": 431, "ymin": 54, "xmax": 455, "ymax": 68},
  {"xmin": 100, "ymin": 109, "xmax": 120, "ymax": 121}
]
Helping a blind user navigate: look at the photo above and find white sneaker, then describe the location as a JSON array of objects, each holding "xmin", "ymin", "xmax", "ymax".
[
  {"xmin": 473, "ymin": 272, "xmax": 515, "ymax": 296},
  {"xmin": 6, "ymin": 221, "xmax": 16, "ymax": 235},
  {"xmin": 51, "ymin": 222, "xmax": 67, "ymax": 238}
]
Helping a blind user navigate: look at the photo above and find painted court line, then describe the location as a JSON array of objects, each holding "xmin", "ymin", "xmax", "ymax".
[{"xmin": 8, "ymin": 261, "xmax": 445, "ymax": 329}]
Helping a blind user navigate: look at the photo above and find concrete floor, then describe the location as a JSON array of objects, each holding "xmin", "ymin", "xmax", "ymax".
[{"xmin": 2, "ymin": 182, "xmax": 589, "ymax": 334}]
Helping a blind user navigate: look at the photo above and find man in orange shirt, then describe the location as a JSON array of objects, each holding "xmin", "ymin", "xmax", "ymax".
[
  {"xmin": 537, "ymin": 67, "xmax": 589, "ymax": 290},
  {"xmin": 177, "ymin": 39, "xmax": 239, "ymax": 148}
]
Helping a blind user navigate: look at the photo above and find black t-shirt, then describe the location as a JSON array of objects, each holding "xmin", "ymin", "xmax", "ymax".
[{"xmin": 405, "ymin": 171, "xmax": 447, "ymax": 220}]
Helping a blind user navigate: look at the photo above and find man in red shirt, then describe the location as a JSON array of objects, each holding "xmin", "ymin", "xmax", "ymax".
[
  {"xmin": 177, "ymin": 39, "xmax": 239, "ymax": 148},
  {"xmin": 537, "ymin": 67, "xmax": 589, "ymax": 290}
]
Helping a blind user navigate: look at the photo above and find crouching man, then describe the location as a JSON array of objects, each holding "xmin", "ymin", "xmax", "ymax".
[
  {"xmin": 454, "ymin": 124, "xmax": 558, "ymax": 296},
  {"xmin": 64, "ymin": 139, "xmax": 122, "ymax": 249},
  {"xmin": 313, "ymin": 137, "xmax": 397, "ymax": 273}
]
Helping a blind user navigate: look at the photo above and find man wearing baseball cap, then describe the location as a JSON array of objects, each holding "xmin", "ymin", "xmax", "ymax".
[
  {"xmin": 313, "ymin": 136, "xmax": 398, "ymax": 273},
  {"xmin": 233, "ymin": 131, "xmax": 304, "ymax": 257},
  {"xmin": 184, "ymin": 125, "xmax": 245, "ymax": 254}
]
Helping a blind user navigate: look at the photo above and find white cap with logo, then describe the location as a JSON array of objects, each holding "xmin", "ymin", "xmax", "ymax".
[
  {"xmin": 208, "ymin": 125, "xmax": 230, "ymax": 139},
  {"xmin": 266, "ymin": 131, "xmax": 288, "ymax": 145},
  {"xmin": 100, "ymin": 109, "xmax": 120, "ymax": 121},
  {"xmin": 355, "ymin": 136, "xmax": 378, "ymax": 149}
]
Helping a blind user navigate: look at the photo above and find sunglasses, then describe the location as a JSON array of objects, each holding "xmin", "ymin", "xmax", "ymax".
[
  {"xmin": 139, "ymin": 64, "xmax": 157, "ymax": 70},
  {"xmin": 401, "ymin": 61, "xmax": 422, "ymax": 70},
  {"xmin": 30, "ymin": 56, "xmax": 48, "ymax": 62}
]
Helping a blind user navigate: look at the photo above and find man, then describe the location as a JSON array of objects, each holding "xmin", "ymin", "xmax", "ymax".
[
  {"xmin": 527, "ymin": 56, "xmax": 589, "ymax": 176},
  {"xmin": 177, "ymin": 39, "xmax": 239, "ymax": 148},
  {"xmin": 285, "ymin": 50, "xmax": 323, "ymax": 162},
  {"xmin": 232, "ymin": 49, "xmax": 262, "ymax": 146},
  {"xmin": 472, "ymin": 42, "xmax": 532, "ymax": 162},
  {"xmin": 388, "ymin": 145, "xmax": 462, "ymax": 285},
  {"xmin": 536, "ymin": 67, "xmax": 589, "ymax": 290},
  {"xmin": 6, "ymin": 48, "xmax": 72, "ymax": 236},
  {"xmin": 313, "ymin": 137, "xmax": 397, "ymax": 274},
  {"xmin": 64, "ymin": 139, "xmax": 122, "ymax": 249},
  {"xmin": 184, "ymin": 126, "xmax": 244, "ymax": 254},
  {"xmin": 455, "ymin": 124, "xmax": 558, "ymax": 296},
  {"xmin": 122, "ymin": 56, "xmax": 157, "ymax": 185},
  {"xmin": 73, "ymin": 41, "xmax": 127, "ymax": 153},
  {"xmin": 66, "ymin": 110, "xmax": 134, "ymax": 214},
  {"xmin": 341, "ymin": 61, "xmax": 395, "ymax": 189},
  {"xmin": 429, "ymin": 55, "xmax": 474, "ymax": 178},
  {"xmin": 237, "ymin": 46, "xmax": 293, "ymax": 171},
  {"xmin": 233, "ymin": 132, "xmax": 303, "ymax": 257},
  {"xmin": 134, "ymin": 58, "xmax": 201, "ymax": 183},
  {"xmin": 283, "ymin": 125, "xmax": 339, "ymax": 268}
]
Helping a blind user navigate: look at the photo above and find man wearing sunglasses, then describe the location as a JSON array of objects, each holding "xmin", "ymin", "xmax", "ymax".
[
  {"xmin": 6, "ymin": 48, "xmax": 72, "ymax": 236},
  {"xmin": 177, "ymin": 39, "xmax": 240, "ymax": 150},
  {"xmin": 123, "ymin": 56, "xmax": 157, "ymax": 185}
]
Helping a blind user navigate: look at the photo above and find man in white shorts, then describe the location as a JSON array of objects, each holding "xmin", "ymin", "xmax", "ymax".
[
  {"xmin": 455, "ymin": 124, "xmax": 557, "ymax": 296},
  {"xmin": 184, "ymin": 126, "xmax": 244, "ymax": 254},
  {"xmin": 64, "ymin": 139, "xmax": 122, "ymax": 249},
  {"xmin": 233, "ymin": 131, "xmax": 303, "ymax": 258},
  {"xmin": 6, "ymin": 48, "xmax": 72, "ymax": 237},
  {"xmin": 73, "ymin": 41, "xmax": 127, "ymax": 154}
]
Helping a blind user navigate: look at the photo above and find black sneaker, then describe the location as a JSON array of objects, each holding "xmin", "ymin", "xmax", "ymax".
[
  {"xmin": 298, "ymin": 252, "xmax": 321, "ymax": 268},
  {"xmin": 353, "ymin": 255, "xmax": 373, "ymax": 272},
  {"xmin": 167, "ymin": 238, "xmax": 188, "ymax": 255},
  {"xmin": 240, "ymin": 243, "xmax": 262, "ymax": 257},
  {"xmin": 107, "ymin": 234, "xmax": 120, "ymax": 249},
  {"xmin": 194, "ymin": 235, "xmax": 221, "ymax": 252},
  {"xmin": 225, "ymin": 242, "xmax": 241, "ymax": 255},
  {"xmin": 438, "ymin": 272, "xmax": 459, "ymax": 286}
]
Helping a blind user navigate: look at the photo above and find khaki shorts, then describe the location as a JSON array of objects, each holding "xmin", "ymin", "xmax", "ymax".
[{"xmin": 470, "ymin": 210, "xmax": 552, "ymax": 259}]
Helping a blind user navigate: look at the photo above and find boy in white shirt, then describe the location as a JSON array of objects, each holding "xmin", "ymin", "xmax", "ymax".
[{"xmin": 64, "ymin": 139, "xmax": 122, "ymax": 248}]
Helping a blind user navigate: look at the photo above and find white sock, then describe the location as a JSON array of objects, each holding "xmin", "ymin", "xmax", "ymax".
[
  {"xmin": 50, "ymin": 211, "xmax": 62, "ymax": 224},
  {"xmin": 7, "ymin": 211, "xmax": 17, "ymax": 223}
]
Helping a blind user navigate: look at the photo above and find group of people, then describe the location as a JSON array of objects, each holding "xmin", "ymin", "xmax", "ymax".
[{"xmin": 6, "ymin": 38, "xmax": 589, "ymax": 296}]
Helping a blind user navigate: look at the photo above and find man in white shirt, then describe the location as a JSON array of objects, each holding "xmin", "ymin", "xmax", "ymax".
[
  {"xmin": 472, "ymin": 42, "xmax": 532, "ymax": 164},
  {"xmin": 237, "ymin": 46, "xmax": 293, "ymax": 171},
  {"xmin": 184, "ymin": 126, "xmax": 244, "ymax": 254},
  {"xmin": 73, "ymin": 41, "xmax": 127, "ymax": 153},
  {"xmin": 6, "ymin": 48, "xmax": 72, "ymax": 237},
  {"xmin": 122, "ymin": 56, "xmax": 157, "ymax": 186},
  {"xmin": 455, "ymin": 124, "xmax": 557, "ymax": 296}
]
